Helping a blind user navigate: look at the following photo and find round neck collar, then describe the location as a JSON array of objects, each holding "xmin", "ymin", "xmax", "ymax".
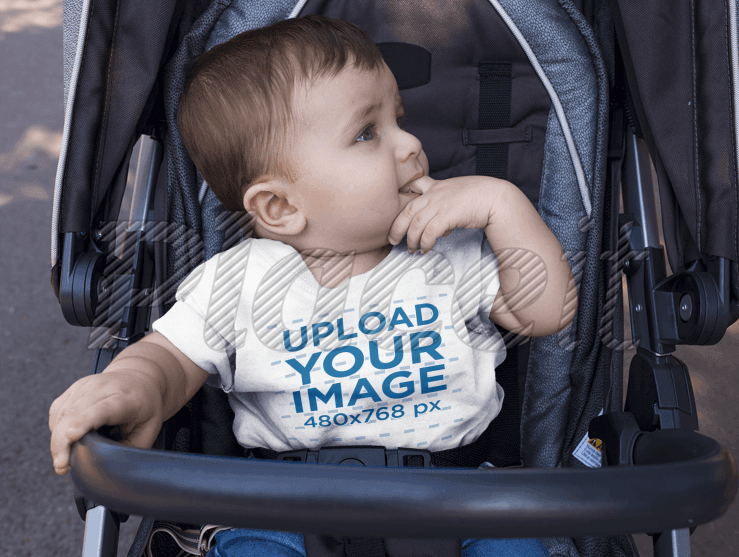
[{"xmin": 249, "ymin": 237, "xmax": 407, "ymax": 292}]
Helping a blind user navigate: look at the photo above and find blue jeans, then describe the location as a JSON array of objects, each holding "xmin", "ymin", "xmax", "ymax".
[{"xmin": 207, "ymin": 528, "xmax": 550, "ymax": 557}]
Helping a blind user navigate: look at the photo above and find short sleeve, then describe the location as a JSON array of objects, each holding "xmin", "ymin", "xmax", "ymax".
[
  {"xmin": 151, "ymin": 256, "xmax": 235, "ymax": 392},
  {"xmin": 431, "ymin": 228, "xmax": 500, "ymax": 328},
  {"xmin": 477, "ymin": 235, "xmax": 501, "ymax": 329}
]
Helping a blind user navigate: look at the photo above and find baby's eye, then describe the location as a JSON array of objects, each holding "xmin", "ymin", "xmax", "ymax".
[
  {"xmin": 356, "ymin": 126, "xmax": 375, "ymax": 142},
  {"xmin": 397, "ymin": 113, "xmax": 407, "ymax": 130}
]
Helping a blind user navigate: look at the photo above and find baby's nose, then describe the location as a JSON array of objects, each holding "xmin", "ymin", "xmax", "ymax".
[{"xmin": 397, "ymin": 130, "xmax": 424, "ymax": 163}]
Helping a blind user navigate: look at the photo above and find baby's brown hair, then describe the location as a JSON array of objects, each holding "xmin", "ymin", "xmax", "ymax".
[{"xmin": 178, "ymin": 15, "xmax": 384, "ymax": 213}]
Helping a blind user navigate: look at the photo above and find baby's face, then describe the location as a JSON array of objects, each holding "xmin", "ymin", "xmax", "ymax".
[{"xmin": 286, "ymin": 61, "xmax": 429, "ymax": 254}]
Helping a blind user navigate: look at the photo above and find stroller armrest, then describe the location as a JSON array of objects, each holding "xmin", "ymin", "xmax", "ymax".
[{"xmin": 70, "ymin": 429, "xmax": 736, "ymax": 539}]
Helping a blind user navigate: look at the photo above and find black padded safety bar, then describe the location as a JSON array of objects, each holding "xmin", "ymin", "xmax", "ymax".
[{"xmin": 71, "ymin": 430, "xmax": 736, "ymax": 540}]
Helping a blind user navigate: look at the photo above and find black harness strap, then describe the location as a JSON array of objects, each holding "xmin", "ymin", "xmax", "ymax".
[
  {"xmin": 463, "ymin": 126, "xmax": 530, "ymax": 146},
  {"xmin": 475, "ymin": 62, "xmax": 512, "ymax": 180},
  {"xmin": 343, "ymin": 537, "xmax": 387, "ymax": 557},
  {"xmin": 250, "ymin": 447, "xmax": 280, "ymax": 459}
]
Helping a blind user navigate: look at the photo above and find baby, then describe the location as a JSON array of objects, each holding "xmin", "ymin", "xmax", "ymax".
[{"xmin": 50, "ymin": 15, "xmax": 571, "ymax": 557}]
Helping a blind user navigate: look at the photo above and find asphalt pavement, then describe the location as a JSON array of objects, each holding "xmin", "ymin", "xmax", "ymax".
[
  {"xmin": 1, "ymin": 6, "xmax": 142, "ymax": 556},
  {"xmin": 0, "ymin": 3, "xmax": 737, "ymax": 557}
]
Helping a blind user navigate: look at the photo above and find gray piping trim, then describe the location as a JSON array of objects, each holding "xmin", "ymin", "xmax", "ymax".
[
  {"xmin": 730, "ymin": 0, "xmax": 739, "ymax": 210},
  {"xmin": 289, "ymin": 0, "xmax": 310, "ymax": 19},
  {"xmin": 486, "ymin": 0, "xmax": 592, "ymax": 217},
  {"xmin": 199, "ymin": 181, "xmax": 210, "ymax": 205},
  {"xmin": 52, "ymin": 0, "xmax": 93, "ymax": 267}
]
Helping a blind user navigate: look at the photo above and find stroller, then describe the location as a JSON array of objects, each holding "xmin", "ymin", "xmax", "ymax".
[{"xmin": 52, "ymin": 0, "xmax": 738, "ymax": 556}]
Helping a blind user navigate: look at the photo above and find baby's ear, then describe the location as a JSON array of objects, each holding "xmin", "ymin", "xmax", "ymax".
[{"xmin": 243, "ymin": 178, "xmax": 306, "ymax": 236}]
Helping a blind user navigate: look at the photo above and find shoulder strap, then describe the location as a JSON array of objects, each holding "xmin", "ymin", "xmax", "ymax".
[{"xmin": 475, "ymin": 61, "xmax": 512, "ymax": 180}]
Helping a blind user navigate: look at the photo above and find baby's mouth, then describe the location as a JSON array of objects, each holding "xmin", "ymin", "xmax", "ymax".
[{"xmin": 399, "ymin": 171, "xmax": 425, "ymax": 194}]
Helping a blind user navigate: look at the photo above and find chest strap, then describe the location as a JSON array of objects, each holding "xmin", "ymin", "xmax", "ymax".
[{"xmin": 249, "ymin": 443, "xmax": 523, "ymax": 469}]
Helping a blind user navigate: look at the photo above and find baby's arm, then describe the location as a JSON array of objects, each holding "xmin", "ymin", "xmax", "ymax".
[
  {"xmin": 389, "ymin": 175, "xmax": 577, "ymax": 337},
  {"xmin": 49, "ymin": 332, "xmax": 210, "ymax": 475}
]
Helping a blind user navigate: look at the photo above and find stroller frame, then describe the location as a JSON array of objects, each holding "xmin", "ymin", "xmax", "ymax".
[{"xmin": 52, "ymin": 1, "xmax": 738, "ymax": 556}]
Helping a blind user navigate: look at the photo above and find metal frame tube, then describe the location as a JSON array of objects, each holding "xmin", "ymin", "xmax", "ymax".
[
  {"xmin": 653, "ymin": 528, "xmax": 691, "ymax": 557},
  {"xmin": 621, "ymin": 128, "xmax": 661, "ymax": 251},
  {"xmin": 82, "ymin": 506, "xmax": 119, "ymax": 557}
]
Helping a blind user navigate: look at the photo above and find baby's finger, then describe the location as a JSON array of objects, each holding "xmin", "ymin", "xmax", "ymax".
[
  {"xmin": 50, "ymin": 416, "xmax": 79, "ymax": 475},
  {"xmin": 50, "ymin": 395, "xmax": 123, "ymax": 474},
  {"xmin": 407, "ymin": 175, "xmax": 435, "ymax": 195},
  {"xmin": 49, "ymin": 398, "xmax": 84, "ymax": 473},
  {"xmin": 389, "ymin": 196, "xmax": 429, "ymax": 245},
  {"xmin": 50, "ymin": 415, "xmax": 92, "ymax": 474},
  {"xmin": 418, "ymin": 216, "xmax": 453, "ymax": 254},
  {"xmin": 49, "ymin": 389, "xmax": 72, "ymax": 432},
  {"xmin": 406, "ymin": 206, "xmax": 440, "ymax": 253}
]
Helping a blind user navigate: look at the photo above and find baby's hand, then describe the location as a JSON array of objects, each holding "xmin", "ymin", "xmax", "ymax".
[
  {"xmin": 389, "ymin": 175, "xmax": 500, "ymax": 253},
  {"xmin": 49, "ymin": 370, "xmax": 164, "ymax": 475}
]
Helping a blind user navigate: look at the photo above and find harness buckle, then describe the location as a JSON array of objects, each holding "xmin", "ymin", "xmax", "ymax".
[{"xmin": 274, "ymin": 445, "xmax": 434, "ymax": 467}]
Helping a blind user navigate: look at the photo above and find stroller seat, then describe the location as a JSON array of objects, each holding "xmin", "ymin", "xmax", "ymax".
[{"xmin": 52, "ymin": 1, "xmax": 738, "ymax": 556}]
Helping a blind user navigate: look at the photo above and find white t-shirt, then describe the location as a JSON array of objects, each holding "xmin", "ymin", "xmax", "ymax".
[{"xmin": 152, "ymin": 227, "xmax": 506, "ymax": 453}]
